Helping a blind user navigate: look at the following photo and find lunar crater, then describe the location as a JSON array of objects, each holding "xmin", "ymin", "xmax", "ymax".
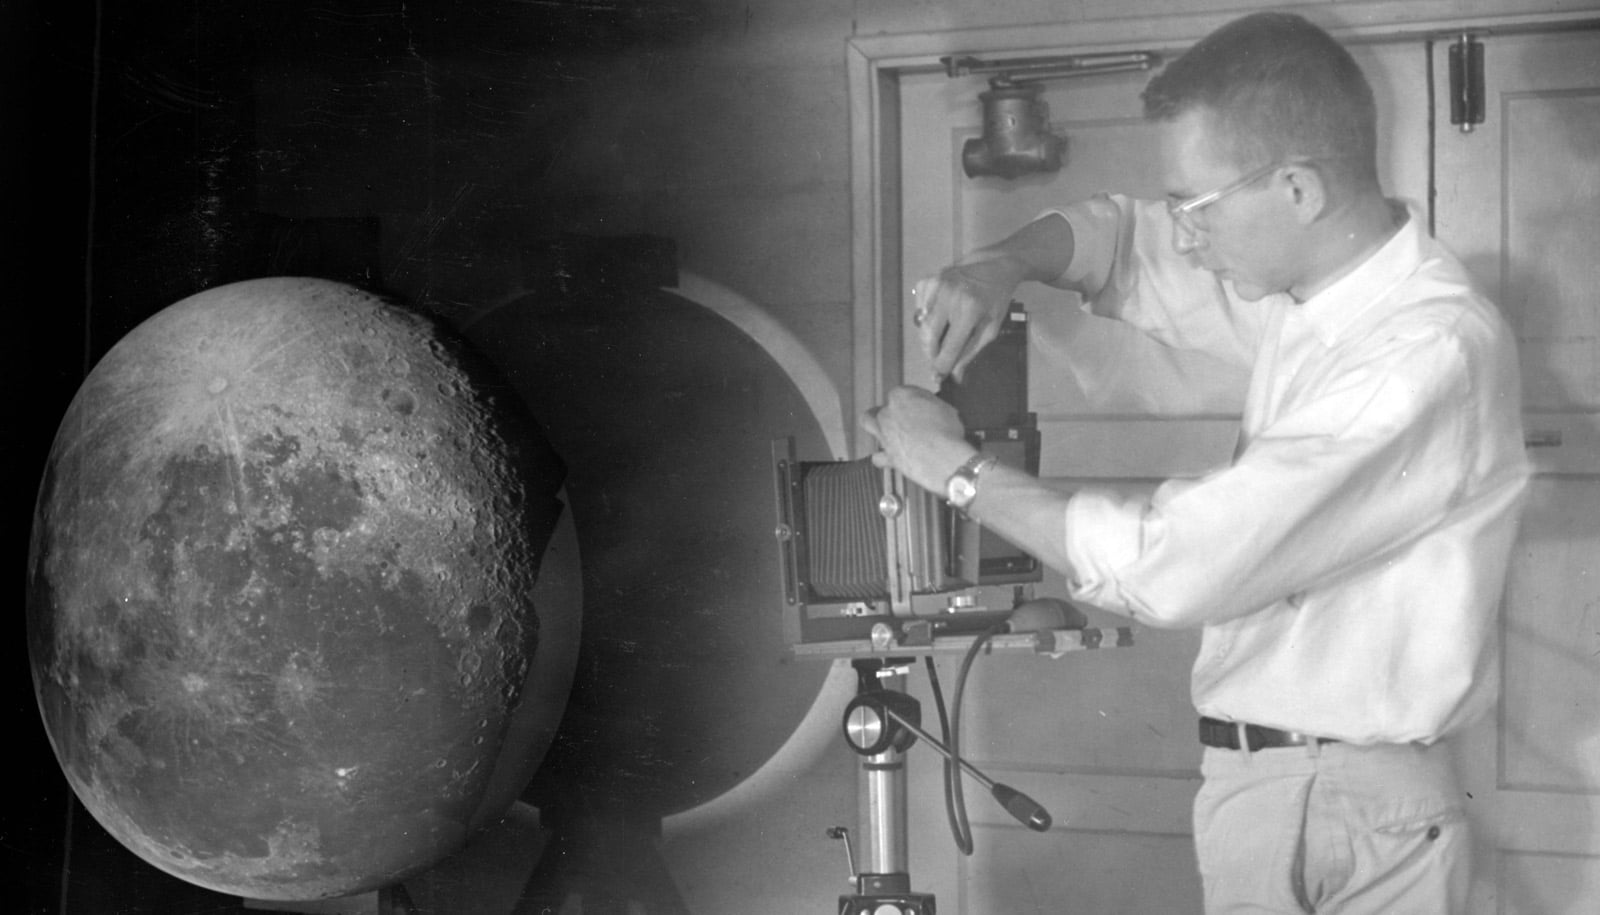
[{"xmin": 29, "ymin": 278, "xmax": 568, "ymax": 899}]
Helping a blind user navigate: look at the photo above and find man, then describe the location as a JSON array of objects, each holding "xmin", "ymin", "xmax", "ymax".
[{"xmin": 861, "ymin": 12, "xmax": 1530, "ymax": 913}]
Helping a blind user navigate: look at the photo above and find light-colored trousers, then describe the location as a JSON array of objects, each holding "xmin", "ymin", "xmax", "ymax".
[{"xmin": 1193, "ymin": 738, "xmax": 1468, "ymax": 914}]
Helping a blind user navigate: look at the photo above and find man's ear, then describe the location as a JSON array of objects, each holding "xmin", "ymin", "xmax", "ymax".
[{"xmin": 1279, "ymin": 161, "xmax": 1330, "ymax": 225}]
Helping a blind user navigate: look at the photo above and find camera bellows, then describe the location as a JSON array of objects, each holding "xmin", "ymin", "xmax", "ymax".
[{"xmin": 801, "ymin": 459, "xmax": 889, "ymax": 600}]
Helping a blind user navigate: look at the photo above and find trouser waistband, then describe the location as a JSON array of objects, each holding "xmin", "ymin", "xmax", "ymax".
[{"xmin": 1199, "ymin": 716, "xmax": 1340, "ymax": 751}]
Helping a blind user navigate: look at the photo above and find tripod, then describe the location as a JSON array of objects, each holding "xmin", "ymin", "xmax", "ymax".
[{"xmin": 829, "ymin": 657, "xmax": 1053, "ymax": 915}]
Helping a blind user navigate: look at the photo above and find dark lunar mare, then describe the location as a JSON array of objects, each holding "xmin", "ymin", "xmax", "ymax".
[{"xmin": 27, "ymin": 277, "xmax": 571, "ymax": 900}]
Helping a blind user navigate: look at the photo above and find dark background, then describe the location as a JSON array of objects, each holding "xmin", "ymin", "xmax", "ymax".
[
  {"xmin": 10, "ymin": 2, "xmax": 99, "ymax": 903},
  {"xmin": 6, "ymin": 3, "xmax": 833, "ymax": 912}
]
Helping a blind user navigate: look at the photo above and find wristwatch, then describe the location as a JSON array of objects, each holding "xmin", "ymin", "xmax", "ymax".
[{"xmin": 945, "ymin": 453, "xmax": 998, "ymax": 511}]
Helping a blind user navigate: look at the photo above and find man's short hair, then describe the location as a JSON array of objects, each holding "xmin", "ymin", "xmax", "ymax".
[{"xmin": 1142, "ymin": 12, "xmax": 1379, "ymax": 189}]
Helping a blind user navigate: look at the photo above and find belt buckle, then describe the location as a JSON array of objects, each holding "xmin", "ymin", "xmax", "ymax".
[{"xmin": 1240, "ymin": 721, "xmax": 1320, "ymax": 755}]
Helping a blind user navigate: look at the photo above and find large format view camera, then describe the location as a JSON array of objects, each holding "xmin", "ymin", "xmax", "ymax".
[{"xmin": 774, "ymin": 304, "xmax": 1041, "ymax": 650}]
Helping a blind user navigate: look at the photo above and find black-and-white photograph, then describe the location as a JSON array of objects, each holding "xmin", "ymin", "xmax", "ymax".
[{"xmin": 9, "ymin": 2, "xmax": 1598, "ymax": 913}]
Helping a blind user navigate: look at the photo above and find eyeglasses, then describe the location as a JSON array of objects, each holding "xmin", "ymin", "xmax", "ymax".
[{"xmin": 1165, "ymin": 159, "xmax": 1288, "ymax": 233}]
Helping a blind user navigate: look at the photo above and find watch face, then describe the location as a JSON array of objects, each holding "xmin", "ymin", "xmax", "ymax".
[{"xmin": 948, "ymin": 475, "xmax": 978, "ymax": 506}]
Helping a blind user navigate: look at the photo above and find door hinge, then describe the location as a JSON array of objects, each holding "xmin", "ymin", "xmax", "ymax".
[{"xmin": 1448, "ymin": 34, "xmax": 1486, "ymax": 132}]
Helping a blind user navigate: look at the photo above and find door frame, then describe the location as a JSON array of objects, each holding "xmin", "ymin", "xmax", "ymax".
[{"xmin": 845, "ymin": 0, "xmax": 1600, "ymax": 459}]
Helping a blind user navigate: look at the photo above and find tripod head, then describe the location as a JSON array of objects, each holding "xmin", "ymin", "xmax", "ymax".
[{"xmin": 842, "ymin": 691, "xmax": 1052, "ymax": 832}]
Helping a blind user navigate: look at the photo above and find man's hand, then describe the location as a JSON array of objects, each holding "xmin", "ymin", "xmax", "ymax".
[
  {"xmin": 864, "ymin": 386, "xmax": 1082, "ymax": 581},
  {"xmin": 910, "ymin": 210, "xmax": 1081, "ymax": 382},
  {"xmin": 912, "ymin": 256, "xmax": 1021, "ymax": 383},
  {"xmin": 860, "ymin": 386, "xmax": 976, "ymax": 496}
]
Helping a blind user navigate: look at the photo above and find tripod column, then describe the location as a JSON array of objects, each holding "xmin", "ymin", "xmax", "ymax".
[
  {"xmin": 840, "ymin": 658, "xmax": 934, "ymax": 912},
  {"xmin": 859, "ymin": 663, "xmax": 909, "ymax": 887}
]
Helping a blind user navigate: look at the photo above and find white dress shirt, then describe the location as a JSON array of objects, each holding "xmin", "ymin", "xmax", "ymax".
[{"xmin": 1050, "ymin": 196, "xmax": 1530, "ymax": 744}]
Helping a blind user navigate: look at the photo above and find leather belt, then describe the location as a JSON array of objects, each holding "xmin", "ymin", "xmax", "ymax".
[{"xmin": 1199, "ymin": 716, "xmax": 1339, "ymax": 751}]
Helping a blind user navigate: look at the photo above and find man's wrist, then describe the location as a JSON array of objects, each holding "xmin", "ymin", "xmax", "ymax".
[{"xmin": 945, "ymin": 452, "xmax": 998, "ymax": 511}]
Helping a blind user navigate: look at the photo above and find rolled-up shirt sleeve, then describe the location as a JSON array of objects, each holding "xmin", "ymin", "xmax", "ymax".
[
  {"xmin": 1065, "ymin": 295, "xmax": 1516, "ymax": 629},
  {"xmin": 1041, "ymin": 192, "xmax": 1529, "ymax": 743},
  {"xmin": 1043, "ymin": 194, "xmax": 1263, "ymax": 370}
]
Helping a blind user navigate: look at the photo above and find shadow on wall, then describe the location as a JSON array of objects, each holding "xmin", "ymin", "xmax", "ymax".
[{"xmin": 456, "ymin": 236, "xmax": 840, "ymax": 911}]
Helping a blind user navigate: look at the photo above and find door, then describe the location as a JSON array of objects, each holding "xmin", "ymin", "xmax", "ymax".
[
  {"xmin": 896, "ymin": 38, "xmax": 1435, "ymax": 914},
  {"xmin": 897, "ymin": 54, "xmax": 1214, "ymax": 913},
  {"xmin": 1432, "ymin": 27, "xmax": 1600, "ymax": 915}
]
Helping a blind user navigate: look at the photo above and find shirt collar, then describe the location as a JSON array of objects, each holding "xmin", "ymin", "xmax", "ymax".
[{"xmin": 1297, "ymin": 201, "xmax": 1425, "ymax": 346}]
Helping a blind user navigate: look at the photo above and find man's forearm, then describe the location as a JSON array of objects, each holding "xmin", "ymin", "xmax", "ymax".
[
  {"xmin": 962, "ymin": 211, "xmax": 1079, "ymax": 288},
  {"xmin": 961, "ymin": 460, "xmax": 1078, "ymax": 580}
]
